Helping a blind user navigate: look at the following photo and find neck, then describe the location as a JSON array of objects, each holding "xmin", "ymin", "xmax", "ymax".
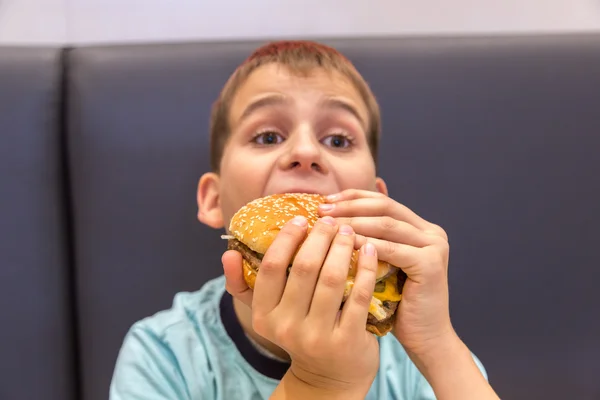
[{"xmin": 232, "ymin": 297, "xmax": 291, "ymax": 362}]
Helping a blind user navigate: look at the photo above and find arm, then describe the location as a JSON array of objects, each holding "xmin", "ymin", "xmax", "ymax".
[
  {"xmin": 270, "ymin": 370, "xmax": 370, "ymax": 400},
  {"xmin": 408, "ymin": 333, "xmax": 499, "ymax": 400},
  {"xmin": 109, "ymin": 325, "xmax": 192, "ymax": 400},
  {"xmin": 320, "ymin": 190, "xmax": 500, "ymax": 400}
]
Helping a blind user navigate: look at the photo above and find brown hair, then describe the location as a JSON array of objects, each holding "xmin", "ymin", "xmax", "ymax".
[{"xmin": 209, "ymin": 40, "xmax": 381, "ymax": 173}]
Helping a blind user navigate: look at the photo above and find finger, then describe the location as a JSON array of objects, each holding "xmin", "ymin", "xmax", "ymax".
[
  {"xmin": 355, "ymin": 236, "xmax": 426, "ymax": 280},
  {"xmin": 339, "ymin": 242, "xmax": 378, "ymax": 331},
  {"xmin": 308, "ymin": 224, "xmax": 355, "ymax": 332},
  {"xmin": 320, "ymin": 197, "xmax": 432, "ymax": 231},
  {"xmin": 279, "ymin": 216, "xmax": 339, "ymax": 316},
  {"xmin": 253, "ymin": 216, "xmax": 308, "ymax": 313},
  {"xmin": 325, "ymin": 189, "xmax": 383, "ymax": 202},
  {"xmin": 222, "ymin": 250, "xmax": 253, "ymax": 307},
  {"xmin": 326, "ymin": 189, "xmax": 448, "ymax": 240},
  {"xmin": 354, "ymin": 234, "xmax": 367, "ymax": 250},
  {"xmin": 334, "ymin": 216, "xmax": 434, "ymax": 247}
]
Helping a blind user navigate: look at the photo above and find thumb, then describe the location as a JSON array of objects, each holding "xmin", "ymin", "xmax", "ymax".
[{"xmin": 222, "ymin": 250, "xmax": 254, "ymax": 307}]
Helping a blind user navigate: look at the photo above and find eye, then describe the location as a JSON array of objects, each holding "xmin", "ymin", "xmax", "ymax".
[
  {"xmin": 251, "ymin": 130, "xmax": 285, "ymax": 146},
  {"xmin": 322, "ymin": 133, "xmax": 353, "ymax": 149}
]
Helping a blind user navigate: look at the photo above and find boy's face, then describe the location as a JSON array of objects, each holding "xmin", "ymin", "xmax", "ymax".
[{"xmin": 197, "ymin": 63, "xmax": 387, "ymax": 230}]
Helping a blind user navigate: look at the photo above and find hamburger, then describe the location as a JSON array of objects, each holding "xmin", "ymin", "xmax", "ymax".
[{"xmin": 221, "ymin": 193, "xmax": 406, "ymax": 336}]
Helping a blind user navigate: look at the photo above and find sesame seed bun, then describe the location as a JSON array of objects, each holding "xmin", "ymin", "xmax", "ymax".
[
  {"xmin": 226, "ymin": 193, "xmax": 405, "ymax": 336},
  {"xmin": 228, "ymin": 193, "xmax": 394, "ymax": 280},
  {"xmin": 229, "ymin": 193, "xmax": 323, "ymax": 256},
  {"xmin": 242, "ymin": 258, "xmax": 257, "ymax": 289}
]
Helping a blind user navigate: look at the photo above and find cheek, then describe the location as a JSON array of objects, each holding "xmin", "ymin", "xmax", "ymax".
[
  {"xmin": 335, "ymin": 158, "xmax": 377, "ymax": 189},
  {"xmin": 219, "ymin": 156, "xmax": 271, "ymax": 213},
  {"xmin": 228, "ymin": 155, "xmax": 270, "ymax": 185}
]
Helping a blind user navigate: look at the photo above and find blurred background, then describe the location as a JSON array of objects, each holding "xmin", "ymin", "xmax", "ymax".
[
  {"xmin": 1, "ymin": 0, "xmax": 600, "ymax": 45},
  {"xmin": 2, "ymin": 2, "xmax": 600, "ymax": 400}
]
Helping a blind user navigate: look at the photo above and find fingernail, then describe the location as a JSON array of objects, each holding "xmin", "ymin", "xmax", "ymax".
[
  {"xmin": 339, "ymin": 224, "xmax": 353, "ymax": 235},
  {"xmin": 364, "ymin": 242, "xmax": 376, "ymax": 256},
  {"xmin": 291, "ymin": 216, "xmax": 307, "ymax": 226},
  {"xmin": 321, "ymin": 216, "xmax": 336, "ymax": 225},
  {"xmin": 319, "ymin": 203, "xmax": 335, "ymax": 212},
  {"xmin": 326, "ymin": 193, "xmax": 339, "ymax": 201}
]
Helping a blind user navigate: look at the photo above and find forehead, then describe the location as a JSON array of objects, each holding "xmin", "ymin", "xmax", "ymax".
[{"xmin": 228, "ymin": 63, "xmax": 369, "ymax": 126}]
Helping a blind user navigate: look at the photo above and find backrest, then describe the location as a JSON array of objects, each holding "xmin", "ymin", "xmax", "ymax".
[
  {"xmin": 0, "ymin": 47, "xmax": 76, "ymax": 400},
  {"xmin": 66, "ymin": 43, "xmax": 233, "ymax": 400},
  {"xmin": 66, "ymin": 35, "xmax": 600, "ymax": 400},
  {"xmin": 345, "ymin": 35, "xmax": 600, "ymax": 399}
]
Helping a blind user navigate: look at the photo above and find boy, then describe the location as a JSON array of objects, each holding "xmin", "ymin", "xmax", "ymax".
[{"xmin": 110, "ymin": 40, "xmax": 500, "ymax": 399}]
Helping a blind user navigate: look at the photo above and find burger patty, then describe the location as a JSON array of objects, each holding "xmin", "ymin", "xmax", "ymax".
[
  {"xmin": 367, "ymin": 300, "xmax": 399, "ymax": 325},
  {"xmin": 227, "ymin": 239, "xmax": 295, "ymax": 275},
  {"xmin": 228, "ymin": 239, "xmax": 265, "ymax": 270}
]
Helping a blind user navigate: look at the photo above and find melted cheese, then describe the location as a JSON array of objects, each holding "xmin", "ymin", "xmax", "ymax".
[
  {"xmin": 372, "ymin": 274, "xmax": 403, "ymax": 302},
  {"xmin": 345, "ymin": 274, "xmax": 403, "ymax": 321}
]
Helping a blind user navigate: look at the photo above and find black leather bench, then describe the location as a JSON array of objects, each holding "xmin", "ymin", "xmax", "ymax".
[{"xmin": 2, "ymin": 34, "xmax": 600, "ymax": 400}]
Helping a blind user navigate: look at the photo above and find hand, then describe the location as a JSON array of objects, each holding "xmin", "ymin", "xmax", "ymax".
[
  {"xmin": 318, "ymin": 189, "xmax": 454, "ymax": 355},
  {"xmin": 223, "ymin": 216, "xmax": 380, "ymax": 395},
  {"xmin": 319, "ymin": 190, "xmax": 500, "ymax": 400}
]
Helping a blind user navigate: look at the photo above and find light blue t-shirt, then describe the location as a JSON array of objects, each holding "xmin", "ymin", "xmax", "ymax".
[{"xmin": 110, "ymin": 275, "xmax": 487, "ymax": 399}]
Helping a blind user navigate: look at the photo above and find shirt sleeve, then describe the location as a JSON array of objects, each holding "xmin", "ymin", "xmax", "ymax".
[{"xmin": 109, "ymin": 324, "xmax": 193, "ymax": 400}]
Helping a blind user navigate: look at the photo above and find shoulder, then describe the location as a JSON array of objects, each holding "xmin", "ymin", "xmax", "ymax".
[
  {"xmin": 134, "ymin": 275, "xmax": 227, "ymax": 337},
  {"xmin": 110, "ymin": 276, "xmax": 228, "ymax": 399},
  {"xmin": 122, "ymin": 275, "xmax": 229, "ymax": 364}
]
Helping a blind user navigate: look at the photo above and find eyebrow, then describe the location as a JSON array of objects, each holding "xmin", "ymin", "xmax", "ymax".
[
  {"xmin": 239, "ymin": 94, "xmax": 289, "ymax": 123},
  {"xmin": 238, "ymin": 94, "xmax": 366, "ymax": 129},
  {"xmin": 320, "ymin": 97, "xmax": 366, "ymax": 130}
]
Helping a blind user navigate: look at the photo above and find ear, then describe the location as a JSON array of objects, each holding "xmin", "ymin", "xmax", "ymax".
[
  {"xmin": 197, "ymin": 172, "xmax": 224, "ymax": 229},
  {"xmin": 375, "ymin": 177, "xmax": 388, "ymax": 196}
]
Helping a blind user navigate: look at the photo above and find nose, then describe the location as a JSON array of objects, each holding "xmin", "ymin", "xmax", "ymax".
[{"xmin": 279, "ymin": 127, "xmax": 327, "ymax": 174}]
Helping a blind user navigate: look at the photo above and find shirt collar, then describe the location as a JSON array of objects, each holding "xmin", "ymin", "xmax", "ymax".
[{"xmin": 219, "ymin": 291, "xmax": 290, "ymax": 380}]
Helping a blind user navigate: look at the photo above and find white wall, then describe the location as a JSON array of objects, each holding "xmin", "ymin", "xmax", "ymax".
[
  {"xmin": 0, "ymin": 0, "xmax": 68, "ymax": 45},
  {"xmin": 1, "ymin": 0, "xmax": 600, "ymax": 46}
]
